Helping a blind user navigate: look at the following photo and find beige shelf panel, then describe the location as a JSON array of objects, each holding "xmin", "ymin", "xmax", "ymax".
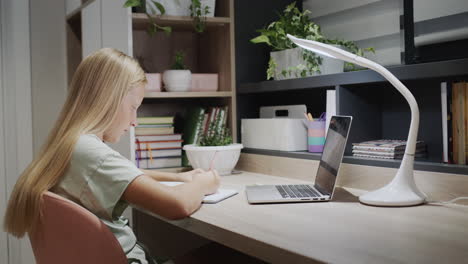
[
  {"xmin": 132, "ymin": 13, "xmax": 231, "ymax": 31},
  {"xmin": 144, "ymin": 91, "xmax": 233, "ymax": 98}
]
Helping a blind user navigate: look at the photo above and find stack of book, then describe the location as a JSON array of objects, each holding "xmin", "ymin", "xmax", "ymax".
[
  {"xmin": 441, "ymin": 81, "xmax": 467, "ymax": 165},
  {"xmin": 135, "ymin": 116, "xmax": 182, "ymax": 169},
  {"xmin": 352, "ymin": 140, "xmax": 427, "ymax": 159}
]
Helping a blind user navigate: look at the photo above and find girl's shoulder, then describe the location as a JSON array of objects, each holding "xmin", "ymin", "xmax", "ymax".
[{"xmin": 73, "ymin": 134, "xmax": 117, "ymax": 165}]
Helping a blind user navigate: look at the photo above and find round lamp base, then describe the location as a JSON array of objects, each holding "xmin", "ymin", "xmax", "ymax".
[{"xmin": 359, "ymin": 184, "xmax": 426, "ymax": 207}]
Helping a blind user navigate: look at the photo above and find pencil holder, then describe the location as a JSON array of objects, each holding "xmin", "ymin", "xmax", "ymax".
[{"xmin": 306, "ymin": 118, "xmax": 326, "ymax": 153}]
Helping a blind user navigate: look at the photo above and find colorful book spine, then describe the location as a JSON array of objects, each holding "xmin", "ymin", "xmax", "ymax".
[
  {"xmin": 135, "ymin": 140, "xmax": 183, "ymax": 150},
  {"xmin": 452, "ymin": 82, "xmax": 466, "ymax": 165},
  {"xmin": 136, "ymin": 157, "xmax": 182, "ymax": 169}
]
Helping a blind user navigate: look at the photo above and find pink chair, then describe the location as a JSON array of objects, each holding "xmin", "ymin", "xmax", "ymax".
[{"xmin": 29, "ymin": 191, "xmax": 127, "ymax": 264}]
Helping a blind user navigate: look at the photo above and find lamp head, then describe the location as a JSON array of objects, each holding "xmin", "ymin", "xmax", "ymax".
[{"xmin": 286, "ymin": 34, "xmax": 359, "ymax": 64}]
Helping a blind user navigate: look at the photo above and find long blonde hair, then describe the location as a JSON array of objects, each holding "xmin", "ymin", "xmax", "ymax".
[{"xmin": 3, "ymin": 48, "xmax": 146, "ymax": 238}]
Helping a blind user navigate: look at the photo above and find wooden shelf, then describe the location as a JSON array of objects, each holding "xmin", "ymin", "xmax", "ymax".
[
  {"xmin": 132, "ymin": 13, "xmax": 231, "ymax": 31},
  {"xmin": 144, "ymin": 91, "xmax": 233, "ymax": 98},
  {"xmin": 242, "ymin": 148, "xmax": 468, "ymax": 175},
  {"xmin": 238, "ymin": 58, "xmax": 468, "ymax": 94}
]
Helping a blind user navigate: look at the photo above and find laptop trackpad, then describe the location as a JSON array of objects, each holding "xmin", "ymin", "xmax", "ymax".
[{"xmin": 246, "ymin": 185, "xmax": 283, "ymax": 202}]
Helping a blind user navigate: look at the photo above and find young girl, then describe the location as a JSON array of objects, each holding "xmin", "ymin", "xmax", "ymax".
[{"xmin": 3, "ymin": 48, "xmax": 220, "ymax": 264}]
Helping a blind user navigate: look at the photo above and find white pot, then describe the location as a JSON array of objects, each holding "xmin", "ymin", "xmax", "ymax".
[
  {"xmin": 183, "ymin": 144, "xmax": 243, "ymax": 176},
  {"xmin": 146, "ymin": 0, "xmax": 216, "ymax": 17},
  {"xmin": 200, "ymin": 0, "xmax": 216, "ymax": 17},
  {"xmin": 162, "ymin": 70, "xmax": 192, "ymax": 92},
  {"xmin": 147, "ymin": 0, "xmax": 191, "ymax": 16},
  {"xmin": 270, "ymin": 46, "xmax": 344, "ymax": 80}
]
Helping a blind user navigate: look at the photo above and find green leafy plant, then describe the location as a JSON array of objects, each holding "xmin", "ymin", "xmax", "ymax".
[
  {"xmin": 189, "ymin": 0, "xmax": 211, "ymax": 33},
  {"xmin": 124, "ymin": 0, "xmax": 172, "ymax": 35},
  {"xmin": 124, "ymin": 0, "xmax": 212, "ymax": 35},
  {"xmin": 197, "ymin": 110, "xmax": 232, "ymax": 146},
  {"xmin": 171, "ymin": 51, "xmax": 188, "ymax": 70},
  {"xmin": 250, "ymin": 2, "xmax": 374, "ymax": 79}
]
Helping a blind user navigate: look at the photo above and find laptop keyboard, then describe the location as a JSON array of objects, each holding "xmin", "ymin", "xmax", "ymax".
[{"xmin": 276, "ymin": 185, "xmax": 321, "ymax": 198}]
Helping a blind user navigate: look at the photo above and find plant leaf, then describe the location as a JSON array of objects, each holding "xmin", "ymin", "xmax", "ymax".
[
  {"xmin": 250, "ymin": 35, "xmax": 270, "ymax": 45},
  {"xmin": 123, "ymin": 0, "xmax": 141, "ymax": 8},
  {"xmin": 151, "ymin": 1, "xmax": 165, "ymax": 15}
]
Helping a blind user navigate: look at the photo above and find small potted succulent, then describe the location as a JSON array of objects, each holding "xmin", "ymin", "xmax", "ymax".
[
  {"xmin": 162, "ymin": 51, "xmax": 192, "ymax": 92},
  {"xmin": 183, "ymin": 109, "xmax": 243, "ymax": 176},
  {"xmin": 250, "ymin": 2, "xmax": 374, "ymax": 80}
]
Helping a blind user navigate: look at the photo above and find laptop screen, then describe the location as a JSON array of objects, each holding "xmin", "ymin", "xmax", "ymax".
[{"xmin": 315, "ymin": 116, "xmax": 352, "ymax": 196}]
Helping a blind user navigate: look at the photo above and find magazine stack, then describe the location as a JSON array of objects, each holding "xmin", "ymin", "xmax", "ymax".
[{"xmin": 352, "ymin": 140, "xmax": 427, "ymax": 160}]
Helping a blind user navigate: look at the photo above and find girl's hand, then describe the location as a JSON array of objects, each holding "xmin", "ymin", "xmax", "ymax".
[
  {"xmin": 177, "ymin": 168, "xmax": 206, "ymax": 182},
  {"xmin": 193, "ymin": 169, "xmax": 220, "ymax": 195}
]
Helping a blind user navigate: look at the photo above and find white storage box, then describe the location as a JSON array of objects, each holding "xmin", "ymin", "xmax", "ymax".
[{"xmin": 241, "ymin": 105, "xmax": 307, "ymax": 151}]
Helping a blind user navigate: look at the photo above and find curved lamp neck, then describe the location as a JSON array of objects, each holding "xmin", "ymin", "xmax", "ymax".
[{"xmin": 354, "ymin": 57, "xmax": 420, "ymax": 155}]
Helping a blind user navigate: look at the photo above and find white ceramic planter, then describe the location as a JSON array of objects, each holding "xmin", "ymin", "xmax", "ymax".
[
  {"xmin": 200, "ymin": 0, "xmax": 216, "ymax": 17},
  {"xmin": 146, "ymin": 0, "xmax": 216, "ymax": 17},
  {"xmin": 147, "ymin": 0, "xmax": 190, "ymax": 16},
  {"xmin": 183, "ymin": 144, "xmax": 243, "ymax": 176},
  {"xmin": 270, "ymin": 46, "xmax": 344, "ymax": 80},
  {"xmin": 162, "ymin": 70, "xmax": 192, "ymax": 92}
]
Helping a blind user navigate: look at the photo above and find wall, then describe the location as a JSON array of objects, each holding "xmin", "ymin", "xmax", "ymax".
[
  {"xmin": 1, "ymin": 0, "xmax": 67, "ymax": 263},
  {"xmin": 303, "ymin": 0, "xmax": 403, "ymax": 66},
  {"xmin": 1, "ymin": 0, "xmax": 8, "ymax": 262},
  {"xmin": 31, "ymin": 0, "xmax": 67, "ymax": 155},
  {"xmin": 1, "ymin": 0, "xmax": 35, "ymax": 263}
]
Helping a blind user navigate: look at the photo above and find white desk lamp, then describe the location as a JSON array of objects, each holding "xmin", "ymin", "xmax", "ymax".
[{"xmin": 287, "ymin": 34, "xmax": 426, "ymax": 206}]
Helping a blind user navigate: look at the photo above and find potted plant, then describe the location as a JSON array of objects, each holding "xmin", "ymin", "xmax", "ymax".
[
  {"xmin": 124, "ymin": 0, "xmax": 172, "ymax": 35},
  {"xmin": 162, "ymin": 51, "xmax": 192, "ymax": 92},
  {"xmin": 189, "ymin": 0, "xmax": 214, "ymax": 33},
  {"xmin": 124, "ymin": 0, "xmax": 215, "ymax": 34},
  {"xmin": 250, "ymin": 2, "xmax": 374, "ymax": 80},
  {"xmin": 183, "ymin": 109, "xmax": 243, "ymax": 176}
]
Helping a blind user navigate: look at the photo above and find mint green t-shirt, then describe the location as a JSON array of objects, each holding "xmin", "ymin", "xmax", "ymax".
[{"xmin": 53, "ymin": 134, "xmax": 147, "ymax": 263}]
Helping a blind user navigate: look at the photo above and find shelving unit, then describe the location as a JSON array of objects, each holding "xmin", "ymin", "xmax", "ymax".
[
  {"xmin": 238, "ymin": 58, "xmax": 468, "ymax": 94},
  {"xmin": 132, "ymin": 0, "xmax": 236, "ymax": 172},
  {"xmin": 234, "ymin": 0, "xmax": 468, "ymax": 176},
  {"xmin": 236, "ymin": 60, "xmax": 468, "ymax": 175},
  {"xmin": 132, "ymin": 13, "xmax": 230, "ymax": 30}
]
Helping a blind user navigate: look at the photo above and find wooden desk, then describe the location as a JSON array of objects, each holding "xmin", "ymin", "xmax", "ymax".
[{"xmin": 134, "ymin": 171, "xmax": 468, "ymax": 264}]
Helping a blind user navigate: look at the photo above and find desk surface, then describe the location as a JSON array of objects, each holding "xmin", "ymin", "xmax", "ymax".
[{"xmin": 142, "ymin": 171, "xmax": 468, "ymax": 264}]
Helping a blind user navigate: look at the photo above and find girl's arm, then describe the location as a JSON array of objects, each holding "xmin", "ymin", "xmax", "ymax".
[
  {"xmin": 122, "ymin": 170, "xmax": 220, "ymax": 220},
  {"xmin": 141, "ymin": 168, "xmax": 205, "ymax": 182}
]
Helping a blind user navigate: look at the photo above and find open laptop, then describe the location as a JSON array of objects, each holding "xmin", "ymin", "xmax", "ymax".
[{"xmin": 246, "ymin": 116, "xmax": 352, "ymax": 204}]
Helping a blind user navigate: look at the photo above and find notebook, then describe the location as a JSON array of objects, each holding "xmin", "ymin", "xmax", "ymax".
[{"xmin": 159, "ymin": 181, "xmax": 238, "ymax": 204}]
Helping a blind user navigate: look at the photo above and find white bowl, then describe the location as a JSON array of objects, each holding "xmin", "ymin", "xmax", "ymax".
[{"xmin": 183, "ymin": 144, "xmax": 243, "ymax": 176}]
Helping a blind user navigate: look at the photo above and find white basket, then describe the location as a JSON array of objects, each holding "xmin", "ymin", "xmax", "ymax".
[{"xmin": 241, "ymin": 119, "xmax": 307, "ymax": 151}]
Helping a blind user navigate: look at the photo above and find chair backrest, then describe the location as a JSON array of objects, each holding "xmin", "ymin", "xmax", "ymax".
[{"xmin": 29, "ymin": 191, "xmax": 127, "ymax": 264}]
